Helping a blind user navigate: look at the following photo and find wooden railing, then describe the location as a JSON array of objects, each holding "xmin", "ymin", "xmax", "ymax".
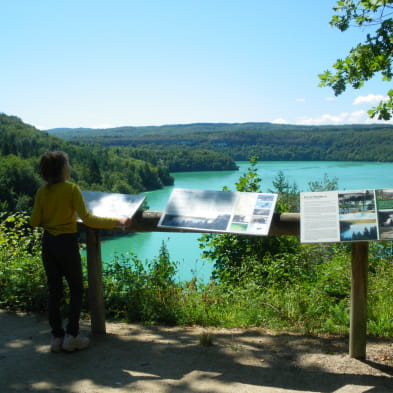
[{"xmin": 84, "ymin": 211, "xmax": 368, "ymax": 359}]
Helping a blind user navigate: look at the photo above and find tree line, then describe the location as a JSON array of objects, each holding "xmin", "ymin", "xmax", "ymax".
[{"xmin": 47, "ymin": 122, "xmax": 393, "ymax": 162}]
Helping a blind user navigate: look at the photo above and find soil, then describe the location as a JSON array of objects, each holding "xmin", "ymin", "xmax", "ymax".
[{"xmin": 1, "ymin": 310, "xmax": 393, "ymax": 393}]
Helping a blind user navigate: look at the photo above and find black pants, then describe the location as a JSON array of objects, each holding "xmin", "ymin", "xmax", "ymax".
[{"xmin": 42, "ymin": 232, "xmax": 83, "ymax": 337}]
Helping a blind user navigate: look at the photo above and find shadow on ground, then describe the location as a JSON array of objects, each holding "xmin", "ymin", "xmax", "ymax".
[{"xmin": 1, "ymin": 310, "xmax": 393, "ymax": 393}]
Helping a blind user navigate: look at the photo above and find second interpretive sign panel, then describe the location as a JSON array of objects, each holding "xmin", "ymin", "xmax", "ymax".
[
  {"xmin": 158, "ymin": 188, "xmax": 277, "ymax": 236},
  {"xmin": 300, "ymin": 188, "xmax": 393, "ymax": 243}
]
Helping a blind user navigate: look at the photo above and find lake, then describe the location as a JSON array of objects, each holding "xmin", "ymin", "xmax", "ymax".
[{"xmin": 94, "ymin": 161, "xmax": 393, "ymax": 282}]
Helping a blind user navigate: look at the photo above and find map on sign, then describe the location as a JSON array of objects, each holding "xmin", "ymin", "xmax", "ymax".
[
  {"xmin": 81, "ymin": 191, "xmax": 146, "ymax": 219},
  {"xmin": 158, "ymin": 188, "xmax": 277, "ymax": 236}
]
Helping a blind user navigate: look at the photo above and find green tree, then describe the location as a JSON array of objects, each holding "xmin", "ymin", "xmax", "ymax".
[
  {"xmin": 199, "ymin": 158, "xmax": 300, "ymax": 285},
  {"xmin": 319, "ymin": 1, "xmax": 393, "ymax": 120},
  {"xmin": 0, "ymin": 155, "xmax": 40, "ymax": 212},
  {"xmin": 308, "ymin": 173, "xmax": 339, "ymax": 192},
  {"xmin": 86, "ymin": 157, "xmax": 102, "ymax": 185},
  {"xmin": 269, "ymin": 170, "xmax": 299, "ymax": 212}
]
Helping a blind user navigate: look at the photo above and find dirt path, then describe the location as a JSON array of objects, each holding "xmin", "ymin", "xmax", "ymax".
[{"xmin": 1, "ymin": 310, "xmax": 393, "ymax": 393}]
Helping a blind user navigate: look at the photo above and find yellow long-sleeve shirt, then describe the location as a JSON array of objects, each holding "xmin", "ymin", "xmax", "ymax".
[{"xmin": 30, "ymin": 181, "xmax": 118, "ymax": 235}]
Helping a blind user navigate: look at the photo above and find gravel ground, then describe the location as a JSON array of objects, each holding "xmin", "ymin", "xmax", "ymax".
[{"xmin": 1, "ymin": 310, "xmax": 393, "ymax": 393}]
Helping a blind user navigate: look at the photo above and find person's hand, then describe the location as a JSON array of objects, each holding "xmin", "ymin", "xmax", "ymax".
[{"xmin": 117, "ymin": 217, "xmax": 132, "ymax": 230}]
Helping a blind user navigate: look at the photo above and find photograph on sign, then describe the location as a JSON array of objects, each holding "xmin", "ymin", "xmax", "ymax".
[
  {"xmin": 158, "ymin": 188, "xmax": 277, "ymax": 236},
  {"xmin": 338, "ymin": 190, "xmax": 378, "ymax": 241},
  {"xmin": 376, "ymin": 189, "xmax": 393, "ymax": 239},
  {"xmin": 81, "ymin": 191, "xmax": 146, "ymax": 219}
]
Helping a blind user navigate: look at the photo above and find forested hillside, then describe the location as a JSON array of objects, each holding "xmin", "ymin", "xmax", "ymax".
[
  {"xmin": 0, "ymin": 114, "xmax": 174, "ymax": 213},
  {"xmin": 46, "ymin": 125, "xmax": 238, "ymax": 172},
  {"xmin": 47, "ymin": 122, "xmax": 393, "ymax": 162}
]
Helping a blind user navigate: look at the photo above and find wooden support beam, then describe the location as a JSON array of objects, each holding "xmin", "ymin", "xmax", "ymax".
[
  {"xmin": 131, "ymin": 211, "xmax": 300, "ymax": 236},
  {"xmin": 85, "ymin": 227, "xmax": 106, "ymax": 334},
  {"xmin": 269, "ymin": 212, "xmax": 300, "ymax": 236},
  {"xmin": 349, "ymin": 241, "xmax": 368, "ymax": 359}
]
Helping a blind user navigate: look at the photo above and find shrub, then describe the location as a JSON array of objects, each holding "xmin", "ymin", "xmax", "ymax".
[
  {"xmin": 102, "ymin": 242, "xmax": 182, "ymax": 324},
  {"xmin": 0, "ymin": 212, "xmax": 47, "ymax": 311}
]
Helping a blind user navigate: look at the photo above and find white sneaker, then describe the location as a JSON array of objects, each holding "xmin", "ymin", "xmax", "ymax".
[
  {"xmin": 51, "ymin": 336, "xmax": 64, "ymax": 353},
  {"xmin": 62, "ymin": 334, "xmax": 90, "ymax": 352}
]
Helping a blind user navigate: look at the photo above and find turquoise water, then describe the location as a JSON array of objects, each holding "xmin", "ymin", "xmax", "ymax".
[{"xmin": 95, "ymin": 161, "xmax": 393, "ymax": 282}]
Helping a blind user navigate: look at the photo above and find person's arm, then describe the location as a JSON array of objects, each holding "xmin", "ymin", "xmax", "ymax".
[{"xmin": 116, "ymin": 217, "xmax": 133, "ymax": 230}]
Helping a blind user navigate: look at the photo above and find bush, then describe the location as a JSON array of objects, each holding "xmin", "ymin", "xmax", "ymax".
[
  {"xmin": 0, "ymin": 212, "xmax": 47, "ymax": 311},
  {"xmin": 367, "ymin": 242, "xmax": 393, "ymax": 336},
  {"xmin": 102, "ymin": 242, "xmax": 182, "ymax": 324}
]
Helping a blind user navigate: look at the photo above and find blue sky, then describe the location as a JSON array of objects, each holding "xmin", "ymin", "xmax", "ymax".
[{"xmin": 1, "ymin": 0, "xmax": 392, "ymax": 130}]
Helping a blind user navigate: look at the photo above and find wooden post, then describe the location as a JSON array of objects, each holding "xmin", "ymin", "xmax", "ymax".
[
  {"xmin": 349, "ymin": 241, "xmax": 368, "ymax": 359},
  {"xmin": 85, "ymin": 227, "xmax": 106, "ymax": 334}
]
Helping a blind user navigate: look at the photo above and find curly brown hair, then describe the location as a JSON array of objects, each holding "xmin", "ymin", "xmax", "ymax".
[{"xmin": 39, "ymin": 151, "xmax": 69, "ymax": 184}]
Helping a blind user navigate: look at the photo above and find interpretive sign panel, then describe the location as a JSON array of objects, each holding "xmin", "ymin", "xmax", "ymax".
[
  {"xmin": 158, "ymin": 188, "xmax": 277, "ymax": 235},
  {"xmin": 81, "ymin": 191, "xmax": 146, "ymax": 219},
  {"xmin": 300, "ymin": 188, "xmax": 393, "ymax": 243}
]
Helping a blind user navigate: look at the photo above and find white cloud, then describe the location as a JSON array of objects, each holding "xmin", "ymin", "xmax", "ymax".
[
  {"xmin": 296, "ymin": 110, "xmax": 367, "ymax": 125},
  {"xmin": 294, "ymin": 109, "xmax": 393, "ymax": 125},
  {"xmin": 295, "ymin": 98, "xmax": 305, "ymax": 102},
  {"xmin": 325, "ymin": 97, "xmax": 336, "ymax": 102},
  {"xmin": 353, "ymin": 94, "xmax": 387, "ymax": 105},
  {"xmin": 271, "ymin": 118, "xmax": 288, "ymax": 124},
  {"xmin": 347, "ymin": 110, "xmax": 368, "ymax": 123}
]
